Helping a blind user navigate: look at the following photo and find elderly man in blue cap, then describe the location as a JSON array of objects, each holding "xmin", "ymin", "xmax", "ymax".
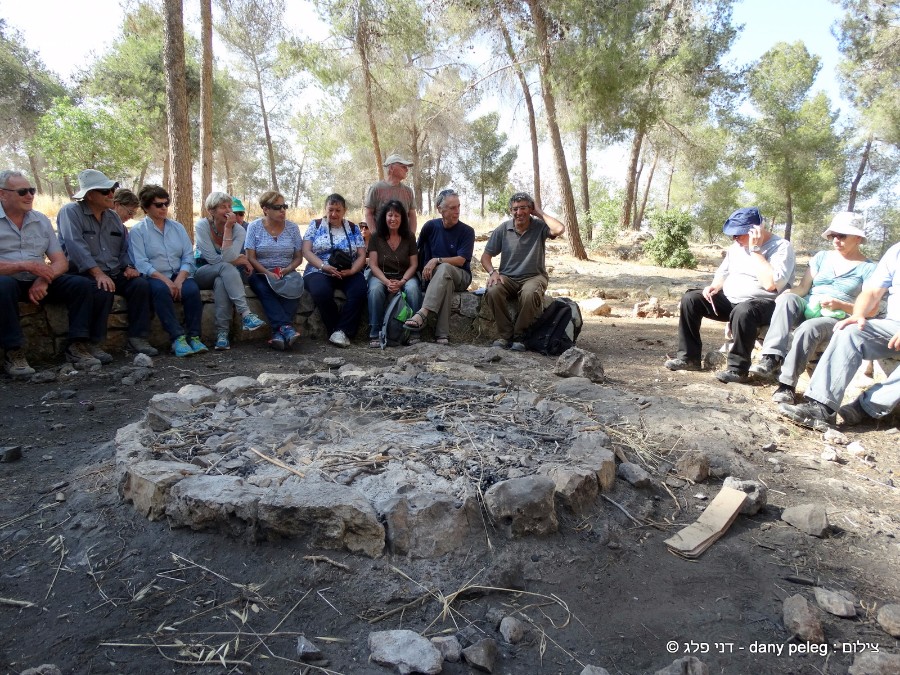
[{"xmin": 665, "ymin": 207, "xmax": 795, "ymax": 382}]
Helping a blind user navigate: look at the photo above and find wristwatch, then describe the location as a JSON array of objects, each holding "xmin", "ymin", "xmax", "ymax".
[{"xmin": 750, "ymin": 245, "xmax": 762, "ymax": 253}]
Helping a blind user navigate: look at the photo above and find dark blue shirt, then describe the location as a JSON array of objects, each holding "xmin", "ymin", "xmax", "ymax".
[{"xmin": 416, "ymin": 218, "xmax": 475, "ymax": 274}]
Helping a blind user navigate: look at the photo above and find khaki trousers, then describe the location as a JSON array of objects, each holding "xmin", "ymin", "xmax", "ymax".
[
  {"xmin": 485, "ymin": 274, "xmax": 548, "ymax": 340},
  {"xmin": 422, "ymin": 263, "xmax": 471, "ymax": 339}
]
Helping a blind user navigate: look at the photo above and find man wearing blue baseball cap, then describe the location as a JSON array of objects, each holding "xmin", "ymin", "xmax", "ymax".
[{"xmin": 665, "ymin": 207, "xmax": 796, "ymax": 383}]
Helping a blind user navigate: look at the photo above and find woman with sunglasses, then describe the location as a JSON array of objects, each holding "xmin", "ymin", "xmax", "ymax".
[
  {"xmin": 750, "ymin": 212, "xmax": 876, "ymax": 403},
  {"xmin": 301, "ymin": 194, "xmax": 366, "ymax": 348},
  {"xmin": 244, "ymin": 191, "xmax": 305, "ymax": 350},
  {"xmin": 128, "ymin": 185, "xmax": 207, "ymax": 357}
]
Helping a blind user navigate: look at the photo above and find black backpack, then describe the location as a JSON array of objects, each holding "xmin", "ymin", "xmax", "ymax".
[
  {"xmin": 522, "ymin": 298, "xmax": 583, "ymax": 356},
  {"xmin": 379, "ymin": 291, "xmax": 414, "ymax": 348}
]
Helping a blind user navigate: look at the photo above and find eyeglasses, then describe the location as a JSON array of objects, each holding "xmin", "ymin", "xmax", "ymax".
[
  {"xmin": 359, "ymin": 224, "xmax": 369, "ymax": 230},
  {"xmin": 1, "ymin": 187, "xmax": 37, "ymax": 196},
  {"xmin": 511, "ymin": 206, "xmax": 531, "ymax": 212},
  {"xmin": 266, "ymin": 204, "xmax": 289, "ymax": 211},
  {"xmin": 94, "ymin": 185, "xmax": 119, "ymax": 196},
  {"xmin": 151, "ymin": 201, "xmax": 170, "ymax": 208}
]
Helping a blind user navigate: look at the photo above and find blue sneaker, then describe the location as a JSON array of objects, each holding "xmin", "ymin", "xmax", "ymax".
[
  {"xmin": 189, "ymin": 336, "xmax": 208, "ymax": 354},
  {"xmin": 214, "ymin": 331, "xmax": 230, "ymax": 350},
  {"xmin": 172, "ymin": 335, "xmax": 193, "ymax": 357},
  {"xmin": 269, "ymin": 330, "xmax": 285, "ymax": 351},
  {"xmin": 280, "ymin": 325, "xmax": 300, "ymax": 349},
  {"xmin": 242, "ymin": 312, "xmax": 265, "ymax": 331}
]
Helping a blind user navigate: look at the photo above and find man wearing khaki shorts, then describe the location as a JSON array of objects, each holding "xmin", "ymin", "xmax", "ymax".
[{"xmin": 481, "ymin": 192, "xmax": 564, "ymax": 350}]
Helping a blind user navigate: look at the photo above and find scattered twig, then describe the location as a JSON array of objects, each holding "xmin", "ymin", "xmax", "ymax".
[
  {"xmin": 0, "ymin": 597, "xmax": 36, "ymax": 608},
  {"xmin": 44, "ymin": 534, "xmax": 67, "ymax": 600},
  {"xmin": 303, "ymin": 555, "xmax": 350, "ymax": 571},
  {"xmin": 249, "ymin": 447, "xmax": 306, "ymax": 478},
  {"xmin": 599, "ymin": 494, "xmax": 644, "ymax": 526}
]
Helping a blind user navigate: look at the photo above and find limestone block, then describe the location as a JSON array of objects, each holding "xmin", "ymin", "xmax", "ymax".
[
  {"xmin": 722, "ymin": 477, "xmax": 767, "ymax": 515},
  {"xmin": 379, "ymin": 492, "xmax": 475, "ymax": 557},
  {"xmin": 876, "ymin": 603, "xmax": 900, "ymax": 637},
  {"xmin": 484, "ymin": 476, "xmax": 558, "ymax": 536},
  {"xmin": 368, "ymin": 630, "xmax": 442, "ymax": 675},
  {"xmin": 166, "ymin": 475, "xmax": 264, "ymax": 534},
  {"xmin": 214, "ymin": 376, "xmax": 260, "ymax": 396},
  {"xmin": 849, "ymin": 652, "xmax": 900, "ymax": 675},
  {"xmin": 431, "ymin": 635, "xmax": 461, "ymax": 662},
  {"xmin": 782, "ymin": 504, "xmax": 829, "ymax": 537},
  {"xmin": 541, "ymin": 465, "xmax": 598, "ymax": 515},
  {"xmin": 462, "ymin": 638, "xmax": 499, "ymax": 673},
  {"xmin": 146, "ymin": 392, "xmax": 191, "ymax": 431},
  {"xmin": 782, "ymin": 594, "xmax": 824, "ymax": 642},
  {"xmin": 617, "ymin": 462, "xmax": 651, "ymax": 488},
  {"xmin": 813, "ymin": 588, "xmax": 856, "ymax": 618},
  {"xmin": 120, "ymin": 460, "xmax": 201, "ymax": 520},
  {"xmin": 554, "ymin": 347, "xmax": 605, "ymax": 382},
  {"xmin": 177, "ymin": 384, "xmax": 218, "ymax": 406},
  {"xmin": 676, "ymin": 451, "xmax": 710, "ymax": 483},
  {"xmin": 257, "ymin": 481, "xmax": 385, "ymax": 557},
  {"xmin": 567, "ymin": 445, "xmax": 616, "ymax": 492},
  {"xmin": 579, "ymin": 298, "xmax": 612, "ymax": 316}
]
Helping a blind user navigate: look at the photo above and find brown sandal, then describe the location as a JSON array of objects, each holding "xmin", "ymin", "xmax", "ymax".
[{"xmin": 404, "ymin": 310, "xmax": 427, "ymax": 330}]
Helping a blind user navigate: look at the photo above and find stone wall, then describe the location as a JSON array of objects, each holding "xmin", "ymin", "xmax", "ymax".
[{"xmin": 15, "ymin": 285, "xmax": 541, "ymax": 361}]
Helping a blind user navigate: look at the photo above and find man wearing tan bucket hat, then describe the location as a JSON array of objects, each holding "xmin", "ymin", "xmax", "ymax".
[{"xmin": 364, "ymin": 154, "xmax": 417, "ymax": 236}]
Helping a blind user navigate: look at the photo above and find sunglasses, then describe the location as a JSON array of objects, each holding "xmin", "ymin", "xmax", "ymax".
[
  {"xmin": 266, "ymin": 204, "xmax": 289, "ymax": 211},
  {"xmin": 829, "ymin": 233, "xmax": 848, "ymax": 240},
  {"xmin": 1, "ymin": 187, "xmax": 37, "ymax": 196},
  {"xmin": 94, "ymin": 185, "xmax": 119, "ymax": 196},
  {"xmin": 152, "ymin": 201, "xmax": 170, "ymax": 208}
]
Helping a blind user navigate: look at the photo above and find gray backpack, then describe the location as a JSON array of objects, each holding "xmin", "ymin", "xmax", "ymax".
[{"xmin": 379, "ymin": 291, "xmax": 414, "ymax": 348}]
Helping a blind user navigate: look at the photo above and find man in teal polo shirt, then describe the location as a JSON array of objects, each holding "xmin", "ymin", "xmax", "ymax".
[{"xmin": 480, "ymin": 192, "xmax": 565, "ymax": 350}]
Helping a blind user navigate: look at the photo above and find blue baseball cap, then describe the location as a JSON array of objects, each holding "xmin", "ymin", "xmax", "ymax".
[{"xmin": 722, "ymin": 207, "xmax": 762, "ymax": 236}]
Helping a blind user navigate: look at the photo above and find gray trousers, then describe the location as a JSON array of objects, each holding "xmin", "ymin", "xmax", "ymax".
[
  {"xmin": 484, "ymin": 274, "xmax": 548, "ymax": 340},
  {"xmin": 762, "ymin": 293, "xmax": 838, "ymax": 387},
  {"xmin": 194, "ymin": 262, "xmax": 250, "ymax": 332},
  {"xmin": 806, "ymin": 318, "xmax": 900, "ymax": 418},
  {"xmin": 421, "ymin": 264, "xmax": 471, "ymax": 339}
]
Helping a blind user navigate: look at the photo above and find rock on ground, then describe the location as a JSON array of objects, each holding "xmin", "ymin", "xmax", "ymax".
[
  {"xmin": 782, "ymin": 594, "xmax": 825, "ymax": 642},
  {"xmin": 119, "ymin": 460, "xmax": 201, "ymax": 520},
  {"xmin": 580, "ymin": 667, "xmax": 612, "ymax": 675},
  {"xmin": 295, "ymin": 636, "xmax": 323, "ymax": 661},
  {"xmin": 177, "ymin": 384, "xmax": 218, "ymax": 406},
  {"xmin": 579, "ymin": 298, "xmax": 612, "ymax": 317},
  {"xmin": 499, "ymin": 616, "xmax": 525, "ymax": 644},
  {"xmin": 541, "ymin": 465, "xmax": 599, "ymax": 515},
  {"xmin": 813, "ymin": 588, "xmax": 856, "ymax": 618},
  {"xmin": 484, "ymin": 476, "xmax": 558, "ymax": 536},
  {"xmin": 462, "ymin": 638, "xmax": 499, "ymax": 673},
  {"xmin": 368, "ymin": 630, "xmax": 443, "ymax": 675},
  {"xmin": 617, "ymin": 462, "xmax": 652, "ymax": 488},
  {"xmin": 653, "ymin": 656, "xmax": 709, "ymax": 675},
  {"xmin": 876, "ymin": 603, "xmax": 900, "ymax": 637},
  {"xmin": 379, "ymin": 492, "xmax": 474, "ymax": 557},
  {"xmin": 848, "ymin": 652, "xmax": 900, "ymax": 675},
  {"xmin": 676, "ymin": 451, "xmax": 709, "ymax": 483},
  {"xmin": 430, "ymin": 635, "xmax": 461, "ymax": 663},
  {"xmin": 214, "ymin": 375, "xmax": 259, "ymax": 396},
  {"xmin": 722, "ymin": 477, "xmax": 767, "ymax": 516},
  {"xmin": 781, "ymin": 504, "xmax": 829, "ymax": 537},
  {"xmin": 554, "ymin": 347, "xmax": 605, "ymax": 383},
  {"xmin": 20, "ymin": 666, "xmax": 62, "ymax": 675}
]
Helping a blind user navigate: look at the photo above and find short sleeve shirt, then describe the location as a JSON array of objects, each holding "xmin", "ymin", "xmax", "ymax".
[
  {"xmin": 869, "ymin": 242, "xmax": 900, "ymax": 321},
  {"xmin": 364, "ymin": 181, "xmax": 415, "ymax": 217},
  {"xmin": 417, "ymin": 218, "xmax": 475, "ymax": 275},
  {"xmin": 367, "ymin": 236, "xmax": 416, "ymax": 278},
  {"xmin": 302, "ymin": 219, "xmax": 365, "ymax": 276},
  {"xmin": 807, "ymin": 250, "xmax": 876, "ymax": 305},
  {"xmin": 56, "ymin": 201, "xmax": 130, "ymax": 276},
  {"xmin": 0, "ymin": 205, "xmax": 61, "ymax": 281},
  {"xmin": 484, "ymin": 218, "xmax": 552, "ymax": 280},
  {"xmin": 244, "ymin": 218, "xmax": 303, "ymax": 270}
]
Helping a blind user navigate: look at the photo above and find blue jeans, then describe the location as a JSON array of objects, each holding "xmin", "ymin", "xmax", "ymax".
[
  {"xmin": 0, "ymin": 274, "xmax": 95, "ymax": 350},
  {"xmin": 247, "ymin": 273, "xmax": 299, "ymax": 329},
  {"xmin": 92, "ymin": 273, "xmax": 153, "ymax": 341},
  {"xmin": 367, "ymin": 275, "xmax": 422, "ymax": 338},
  {"xmin": 148, "ymin": 275, "xmax": 202, "ymax": 341},
  {"xmin": 304, "ymin": 271, "xmax": 367, "ymax": 336}
]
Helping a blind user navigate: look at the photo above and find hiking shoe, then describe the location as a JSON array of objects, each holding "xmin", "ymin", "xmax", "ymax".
[
  {"xmin": 172, "ymin": 335, "xmax": 193, "ymax": 357},
  {"xmin": 779, "ymin": 400, "xmax": 836, "ymax": 431},
  {"xmin": 281, "ymin": 325, "xmax": 300, "ymax": 348},
  {"xmin": 214, "ymin": 332, "xmax": 231, "ymax": 351},
  {"xmin": 4, "ymin": 349, "xmax": 35, "ymax": 377},
  {"xmin": 65, "ymin": 342, "xmax": 102, "ymax": 369},
  {"xmin": 189, "ymin": 336, "xmax": 208, "ymax": 354},
  {"xmin": 242, "ymin": 312, "xmax": 265, "ymax": 331},
  {"xmin": 329, "ymin": 330, "xmax": 350, "ymax": 348},
  {"xmin": 127, "ymin": 337, "xmax": 158, "ymax": 356},
  {"xmin": 492, "ymin": 339, "xmax": 511, "ymax": 349},
  {"xmin": 269, "ymin": 331, "xmax": 285, "ymax": 351},
  {"xmin": 838, "ymin": 397, "xmax": 872, "ymax": 426},
  {"xmin": 749, "ymin": 354, "xmax": 781, "ymax": 381},
  {"xmin": 665, "ymin": 357, "xmax": 702, "ymax": 371},
  {"xmin": 510, "ymin": 341, "xmax": 526, "ymax": 352},
  {"xmin": 88, "ymin": 344, "xmax": 114, "ymax": 364},
  {"xmin": 715, "ymin": 368, "xmax": 749, "ymax": 384},
  {"xmin": 772, "ymin": 383, "xmax": 796, "ymax": 404}
]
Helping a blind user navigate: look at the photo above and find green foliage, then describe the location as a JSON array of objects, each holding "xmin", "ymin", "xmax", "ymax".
[
  {"xmin": 29, "ymin": 98, "xmax": 151, "ymax": 187},
  {"xmin": 457, "ymin": 113, "xmax": 517, "ymax": 218},
  {"xmin": 586, "ymin": 182, "xmax": 625, "ymax": 246},
  {"xmin": 644, "ymin": 209, "xmax": 697, "ymax": 269}
]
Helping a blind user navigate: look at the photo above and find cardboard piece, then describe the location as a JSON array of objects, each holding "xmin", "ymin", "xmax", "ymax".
[{"xmin": 664, "ymin": 486, "xmax": 748, "ymax": 559}]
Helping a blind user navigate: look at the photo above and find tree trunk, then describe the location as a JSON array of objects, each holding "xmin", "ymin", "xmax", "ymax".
[
  {"xmin": 251, "ymin": 52, "xmax": 278, "ymax": 192},
  {"xmin": 410, "ymin": 123, "xmax": 423, "ymax": 212},
  {"xmin": 579, "ymin": 125, "xmax": 590, "ymax": 241},
  {"xmin": 784, "ymin": 190, "xmax": 793, "ymax": 241},
  {"xmin": 496, "ymin": 9, "xmax": 541, "ymax": 208},
  {"xmin": 355, "ymin": 16, "xmax": 383, "ymax": 181},
  {"xmin": 665, "ymin": 148, "xmax": 676, "ymax": 210},
  {"xmin": 847, "ymin": 133, "xmax": 873, "ymax": 212},
  {"xmin": 199, "ymin": 0, "xmax": 214, "ymax": 200},
  {"xmin": 163, "ymin": 0, "xmax": 193, "ymax": 236},
  {"xmin": 138, "ymin": 162, "xmax": 148, "ymax": 190},
  {"xmin": 526, "ymin": 0, "xmax": 586, "ymax": 259},
  {"xmin": 634, "ymin": 152, "xmax": 658, "ymax": 229},
  {"xmin": 620, "ymin": 125, "xmax": 644, "ymax": 230},
  {"xmin": 27, "ymin": 154, "xmax": 43, "ymax": 194},
  {"xmin": 62, "ymin": 175, "xmax": 73, "ymax": 199}
]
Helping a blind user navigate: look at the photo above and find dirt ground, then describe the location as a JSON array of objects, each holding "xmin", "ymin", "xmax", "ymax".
[{"xmin": 1, "ymin": 243, "xmax": 898, "ymax": 675}]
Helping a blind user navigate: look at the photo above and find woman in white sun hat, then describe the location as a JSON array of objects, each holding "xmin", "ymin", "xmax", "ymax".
[{"xmin": 749, "ymin": 211, "xmax": 877, "ymax": 403}]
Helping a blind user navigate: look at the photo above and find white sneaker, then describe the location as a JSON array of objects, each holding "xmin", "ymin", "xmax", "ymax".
[{"xmin": 329, "ymin": 330, "xmax": 350, "ymax": 348}]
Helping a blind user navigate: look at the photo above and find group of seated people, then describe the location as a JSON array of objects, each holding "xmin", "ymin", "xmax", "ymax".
[
  {"xmin": 665, "ymin": 207, "xmax": 899, "ymax": 430},
  {"xmin": 0, "ymin": 161, "xmax": 563, "ymax": 372}
]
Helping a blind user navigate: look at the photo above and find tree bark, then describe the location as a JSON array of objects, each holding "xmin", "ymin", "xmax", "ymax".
[
  {"xmin": 163, "ymin": 0, "xmax": 193, "ymax": 236},
  {"xmin": 621, "ymin": 125, "xmax": 645, "ymax": 230},
  {"xmin": 665, "ymin": 148, "xmax": 676, "ymax": 210},
  {"xmin": 784, "ymin": 190, "xmax": 793, "ymax": 241},
  {"xmin": 847, "ymin": 133, "xmax": 873, "ymax": 212},
  {"xmin": 579, "ymin": 125, "xmax": 590, "ymax": 241},
  {"xmin": 199, "ymin": 0, "xmax": 214, "ymax": 200},
  {"xmin": 26, "ymin": 154, "xmax": 43, "ymax": 194},
  {"xmin": 410, "ymin": 122, "xmax": 424, "ymax": 212},
  {"xmin": 355, "ymin": 13, "xmax": 383, "ymax": 181},
  {"xmin": 496, "ymin": 9, "xmax": 541, "ymax": 208},
  {"xmin": 526, "ymin": 0, "xmax": 586, "ymax": 259},
  {"xmin": 250, "ymin": 51, "xmax": 278, "ymax": 191},
  {"xmin": 223, "ymin": 153, "xmax": 233, "ymax": 195},
  {"xmin": 634, "ymin": 152, "xmax": 658, "ymax": 229}
]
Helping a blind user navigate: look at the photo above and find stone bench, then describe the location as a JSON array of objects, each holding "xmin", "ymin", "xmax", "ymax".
[{"xmin": 14, "ymin": 285, "xmax": 538, "ymax": 361}]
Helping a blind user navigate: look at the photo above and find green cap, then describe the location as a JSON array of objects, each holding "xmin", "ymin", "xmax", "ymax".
[{"xmin": 231, "ymin": 197, "xmax": 246, "ymax": 213}]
